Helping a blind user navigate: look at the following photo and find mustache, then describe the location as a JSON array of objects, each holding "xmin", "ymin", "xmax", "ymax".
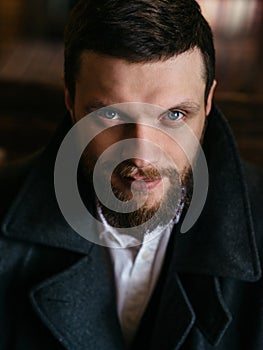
[{"xmin": 112, "ymin": 161, "xmax": 178, "ymax": 181}]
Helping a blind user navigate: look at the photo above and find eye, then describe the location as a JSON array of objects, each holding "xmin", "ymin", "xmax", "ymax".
[
  {"xmin": 92, "ymin": 107, "xmax": 129, "ymax": 125},
  {"xmin": 101, "ymin": 108, "xmax": 119, "ymax": 120},
  {"xmin": 166, "ymin": 110, "xmax": 184, "ymax": 121},
  {"xmin": 159, "ymin": 109, "xmax": 186, "ymax": 128}
]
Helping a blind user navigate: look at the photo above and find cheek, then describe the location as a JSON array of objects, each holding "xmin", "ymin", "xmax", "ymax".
[
  {"xmin": 193, "ymin": 120, "xmax": 206, "ymax": 141},
  {"xmin": 191, "ymin": 112, "xmax": 206, "ymax": 140},
  {"xmin": 82, "ymin": 125, "xmax": 126, "ymax": 168},
  {"xmin": 161, "ymin": 119, "xmax": 206, "ymax": 172},
  {"xmin": 157, "ymin": 136, "xmax": 186, "ymax": 172},
  {"xmin": 84, "ymin": 134, "xmax": 117, "ymax": 165}
]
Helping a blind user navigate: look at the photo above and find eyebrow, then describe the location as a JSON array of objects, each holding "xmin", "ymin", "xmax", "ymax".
[
  {"xmin": 166, "ymin": 101, "xmax": 201, "ymax": 114},
  {"xmin": 83, "ymin": 100, "xmax": 114, "ymax": 114},
  {"xmin": 84, "ymin": 100, "xmax": 201, "ymax": 115}
]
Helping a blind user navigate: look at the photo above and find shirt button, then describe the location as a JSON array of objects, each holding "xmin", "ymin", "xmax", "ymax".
[{"xmin": 142, "ymin": 250, "xmax": 150, "ymax": 260}]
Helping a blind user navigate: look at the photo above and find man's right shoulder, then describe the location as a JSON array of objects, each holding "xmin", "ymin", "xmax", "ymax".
[{"xmin": 0, "ymin": 152, "xmax": 42, "ymax": 219}]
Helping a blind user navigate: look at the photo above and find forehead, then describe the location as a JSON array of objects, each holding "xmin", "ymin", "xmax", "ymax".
[{"xmin": 75, "ymin": 49, "xmax": 206, "ymax": 107}]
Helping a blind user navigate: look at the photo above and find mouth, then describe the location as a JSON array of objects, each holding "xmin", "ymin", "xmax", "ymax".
[{"xmin": 118, "ymin": 174, "xmax": 162, "ymax": 192}]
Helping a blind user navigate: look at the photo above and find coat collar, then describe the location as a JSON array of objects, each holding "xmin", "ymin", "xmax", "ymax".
[
  {"xmin": 1, "ymin": 104, "xmax": 261, "ymax": 282},
  {"xmin": 172, "ymin": 104, "xmax": 261, "ymax": 282},
  {"xmin": 1, "ymin": 117, "xmax": 95, "ymax": 254}
]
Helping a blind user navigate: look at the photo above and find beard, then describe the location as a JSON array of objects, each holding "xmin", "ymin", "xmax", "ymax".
[{"xmin": 80, "ymin": 156, "xmax": 193, "ymax": 237}]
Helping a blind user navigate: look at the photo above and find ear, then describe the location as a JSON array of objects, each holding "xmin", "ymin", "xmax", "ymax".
[
  {"xmin": 205, "ymin": 79, "xmax": 217, "ymax": 116},
  {"xmin": 64, "ymin": 86, "xmax": 74, "ymax": 120}
]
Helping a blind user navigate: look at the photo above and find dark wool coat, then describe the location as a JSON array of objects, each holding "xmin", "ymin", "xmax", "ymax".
[{"xmin": 0, "ymin": 104, "xmax": 262, "ymax": 350}]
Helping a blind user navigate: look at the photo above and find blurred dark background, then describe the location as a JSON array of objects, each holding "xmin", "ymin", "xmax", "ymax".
[{"xmin": 0, "ymin": 0, "xmax": 262, "ymax": 166}]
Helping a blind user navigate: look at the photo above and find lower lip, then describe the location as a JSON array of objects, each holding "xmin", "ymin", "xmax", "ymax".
[{"xmin": 123, "ymin": 178, "xmax": 162, "ymax": 191}]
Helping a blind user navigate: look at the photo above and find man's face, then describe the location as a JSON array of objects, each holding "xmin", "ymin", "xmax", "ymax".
[{"xmin": 65, "ymin": 48, "xmax": 216, "ymax": 230}]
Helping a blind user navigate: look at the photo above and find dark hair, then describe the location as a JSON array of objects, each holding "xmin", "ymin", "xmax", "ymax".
[{"xmin": 64, "ymin": 0, "xmax": 215, "ymax": 101}]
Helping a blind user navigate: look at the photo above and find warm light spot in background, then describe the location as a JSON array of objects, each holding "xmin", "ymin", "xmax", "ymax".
[
  {"xmin": 198, "ymin": 0, "xmax": 260, "ymax": 35},
  {"xmin": 196, "ymin": 0, "xmax": 263, "ymax": 99}
]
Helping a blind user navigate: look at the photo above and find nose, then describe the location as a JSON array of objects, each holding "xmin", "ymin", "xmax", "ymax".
[{"xmin": 120, "ymin": 124, "xmax": 162, "ymax": 168}]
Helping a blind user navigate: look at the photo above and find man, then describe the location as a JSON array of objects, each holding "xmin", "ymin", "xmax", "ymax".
[{"xmin": 0, "ymin": 0, "xmax": 262, "ymax": 349}]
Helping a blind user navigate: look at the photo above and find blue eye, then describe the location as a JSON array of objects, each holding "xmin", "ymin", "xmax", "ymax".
[
  {"xmin": 103, "ymin": 109, "xmax": 118, "ymax": 119},
  {"xmin": 167, "ymin": 110, "xmax": 184, "ymax": 121}
]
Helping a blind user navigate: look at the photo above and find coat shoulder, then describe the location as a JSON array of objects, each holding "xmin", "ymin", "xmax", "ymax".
[
  {"xmin": 243, "ymin": 162, "xmax": 263, "ymax": 259},
  {"xmin": 0, "ymin": 152, "xmax": 41, "ymax": 219}
]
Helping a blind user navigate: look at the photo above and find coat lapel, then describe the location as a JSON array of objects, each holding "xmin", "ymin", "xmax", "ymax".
[
  {"xmin": 139, "ymin": 233, "xmax": 232, "ymax": 349},
  {"xmin": 179, "ymin": 274, "xmax": 232, "ymax": 346},
  {"xmin": 30, "ymin": 244, "xmax": 125, "ymax": 350},
  {"xmin": 149, "ymin": 272, "xmax": 196, "ymax": 350}
]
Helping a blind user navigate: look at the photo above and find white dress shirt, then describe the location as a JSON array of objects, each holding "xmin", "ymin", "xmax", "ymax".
[{"xmin": 98, "ymin": 208, "xmax": 175, "ymax": 345}]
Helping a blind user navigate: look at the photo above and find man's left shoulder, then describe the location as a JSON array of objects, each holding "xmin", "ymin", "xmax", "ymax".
[
  {"xmin": 243, "ymin": 162, "xmax": 263, "ymax": 205},
  {"xmin": 243, "ymin": 162, "xmax": 263, "ymax": 251}
]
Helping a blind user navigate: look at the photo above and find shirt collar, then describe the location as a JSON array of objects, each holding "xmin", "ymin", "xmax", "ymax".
[{"xmin": 97, "ymin": 203, "xmax": 175, "ymax": 249}]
